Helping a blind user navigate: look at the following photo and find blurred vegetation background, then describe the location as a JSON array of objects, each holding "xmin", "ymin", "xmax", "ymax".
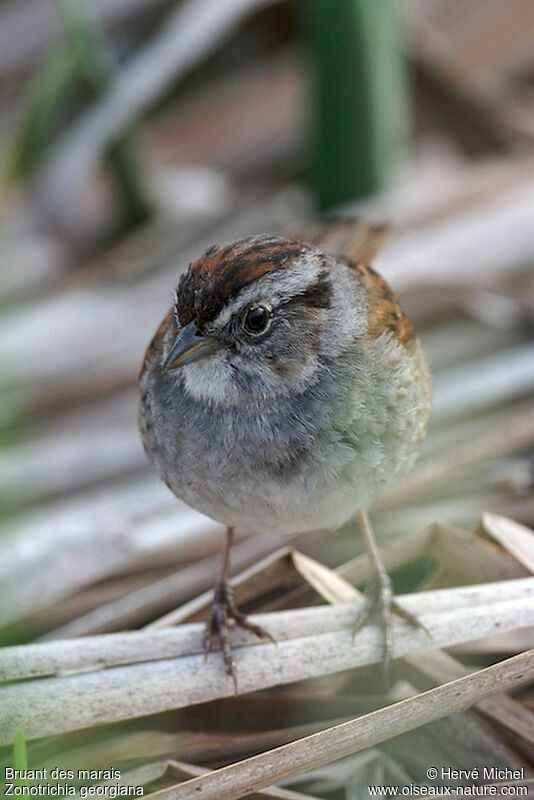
[{"xmin": 1, "ymin": 1, "xmax": 534, "ymax": 798}]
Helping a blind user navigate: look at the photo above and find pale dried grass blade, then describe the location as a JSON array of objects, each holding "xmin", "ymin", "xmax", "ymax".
[
  {"xmin": 264, "ymin": 526, "xmax": 432, "ymax": 612},
  {"xmin": 0, "ymin": 483, "xmax": 221, "ymax": 628},
  {"xmin": 145, "ymin": 650, "xmax": 534, "ymax": 800},
  {"xmin": 285, "ymin": 551, "xmax": 534, "ymax": 752},
  {"xmin": 125, "ymin": 760, "xmax": 318, "ymax": 800},
  {"xmin": 339, "ymin": 525, "xmax": 433, "ymax": 585},
  {"xmin": 38, "ymin": 0, "xmax": 283, "ymax": 240},
  {"xmin": 480, "ymin": 513, "xmax": 534, "ymax": 573},
  {"xmin": 164, "ymin": 759, "xmax": 323, "ymax": 799},
  {"xmin": 382, "ymin": 403, "xmax": 534, "ymax": 508},
  {"xmin": 431, "ymin": 521, "xmax": 528, "ymax": 583},
  {"xmin": 3, "ymin": 577, "xmax": 532, "ymax": 682},
  {"xmin": 146, "ymin": 546, "xmax": 295, "ymax": 627},
  {"xmin": 1, "ymin": 578, "xmax": 533, "ymax": 743},
  {"xmin": 291, "ymin": 551, "xmax": 358, "ymax": 603},
  {"xmin": 431, "ymin": 343, "xmax": 534, "ymax": 421},
  {"xmin": 454, "ymin": 628, "xmax": 534, "ymax": 654},
  {"xmin": 399, "ymin": 649, "xmax": 534, "ymax": 749},
  {"xmin": 43, "ymin": 532, "xmax": 276, "ymax": 639}
]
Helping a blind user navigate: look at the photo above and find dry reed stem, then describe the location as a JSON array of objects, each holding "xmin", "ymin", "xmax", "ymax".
[
  {"xmin": 1, "ymin": 577, "xmax": 533, "ymax": 743},
  {"xmin": 146, "ymin": 650, "xmax": 534, "ymax": 800},
  {"xmin": 480, "ymin": 513, "xmax": 534, "ymax": 573}
]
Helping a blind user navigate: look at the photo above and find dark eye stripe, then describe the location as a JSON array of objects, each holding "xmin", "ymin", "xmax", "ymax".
[{"xmin": 282, "ymin": 270, "xmax": 332, "ymax": 310}]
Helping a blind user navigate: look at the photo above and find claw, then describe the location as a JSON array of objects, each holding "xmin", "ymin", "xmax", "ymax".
[
  {"xmin": 203, "ymin": 579, "xmax": 274, "ymax": 693},
  {"xmin": 391, "ymin": 597, "xmax": 429, "ymax": 634}
]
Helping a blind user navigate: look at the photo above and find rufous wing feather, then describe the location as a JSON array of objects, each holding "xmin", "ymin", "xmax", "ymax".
[{"xmin": 291, "ymin": 217, "xmax": 414, "ymax": 347}]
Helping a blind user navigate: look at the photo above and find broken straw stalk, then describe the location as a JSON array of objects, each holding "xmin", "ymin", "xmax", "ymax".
[{"xmin": 1, "ymin": 575, "xmax": 533, "ymax": 743}]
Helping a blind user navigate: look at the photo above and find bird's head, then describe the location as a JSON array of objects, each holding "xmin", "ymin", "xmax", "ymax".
[{"xmin": 162, "ymin": 235, "xmax": 367, "ymax": 405}]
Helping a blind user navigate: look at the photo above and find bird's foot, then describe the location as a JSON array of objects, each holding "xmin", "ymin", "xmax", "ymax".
[
  {"xmin": 352, "ymin": 571, "xmax": 425, "ymax": 685},
  {"xmin": 203, "ymin": 579, "xmax": 275, "ymax": 693}
]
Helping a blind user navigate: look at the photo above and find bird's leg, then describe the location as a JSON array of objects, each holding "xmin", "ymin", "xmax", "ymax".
[
  {"xmin": 353, "ymin": 510, "xmax": 423, "ymax": 683},
  {"xmin": 203, "ymin": 526, "xmax": 275, "ymax": 692}
]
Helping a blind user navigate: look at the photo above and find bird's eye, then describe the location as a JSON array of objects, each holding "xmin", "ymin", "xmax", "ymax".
[{"xmin": 242, "ymin": 304, "xmax": 272, "ymax": 335}]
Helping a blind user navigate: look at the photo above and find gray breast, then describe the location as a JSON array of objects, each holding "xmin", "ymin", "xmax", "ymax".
[
  {"xmin": 140, "ymin": 353, "xmax": 351, "ymax": 510},
  {"xmin": 139, "ymin": 339, "xmax": 429, "ymax": 533}
]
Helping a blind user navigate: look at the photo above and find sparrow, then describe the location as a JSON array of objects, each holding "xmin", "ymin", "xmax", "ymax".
[{"xmin": 139, "ymin": 219, "xmax": 432, "ymax": 688}]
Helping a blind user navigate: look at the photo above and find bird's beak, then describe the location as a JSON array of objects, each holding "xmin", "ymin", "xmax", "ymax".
[{"xmin": 164, "ymin": 320, "xmax": 220, "ymax": 370}]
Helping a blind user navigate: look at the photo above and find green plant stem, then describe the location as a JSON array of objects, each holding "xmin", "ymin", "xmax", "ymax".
[{"xmin": 300, "ymin": 0, "xmax": 410, "ymax": 210}]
